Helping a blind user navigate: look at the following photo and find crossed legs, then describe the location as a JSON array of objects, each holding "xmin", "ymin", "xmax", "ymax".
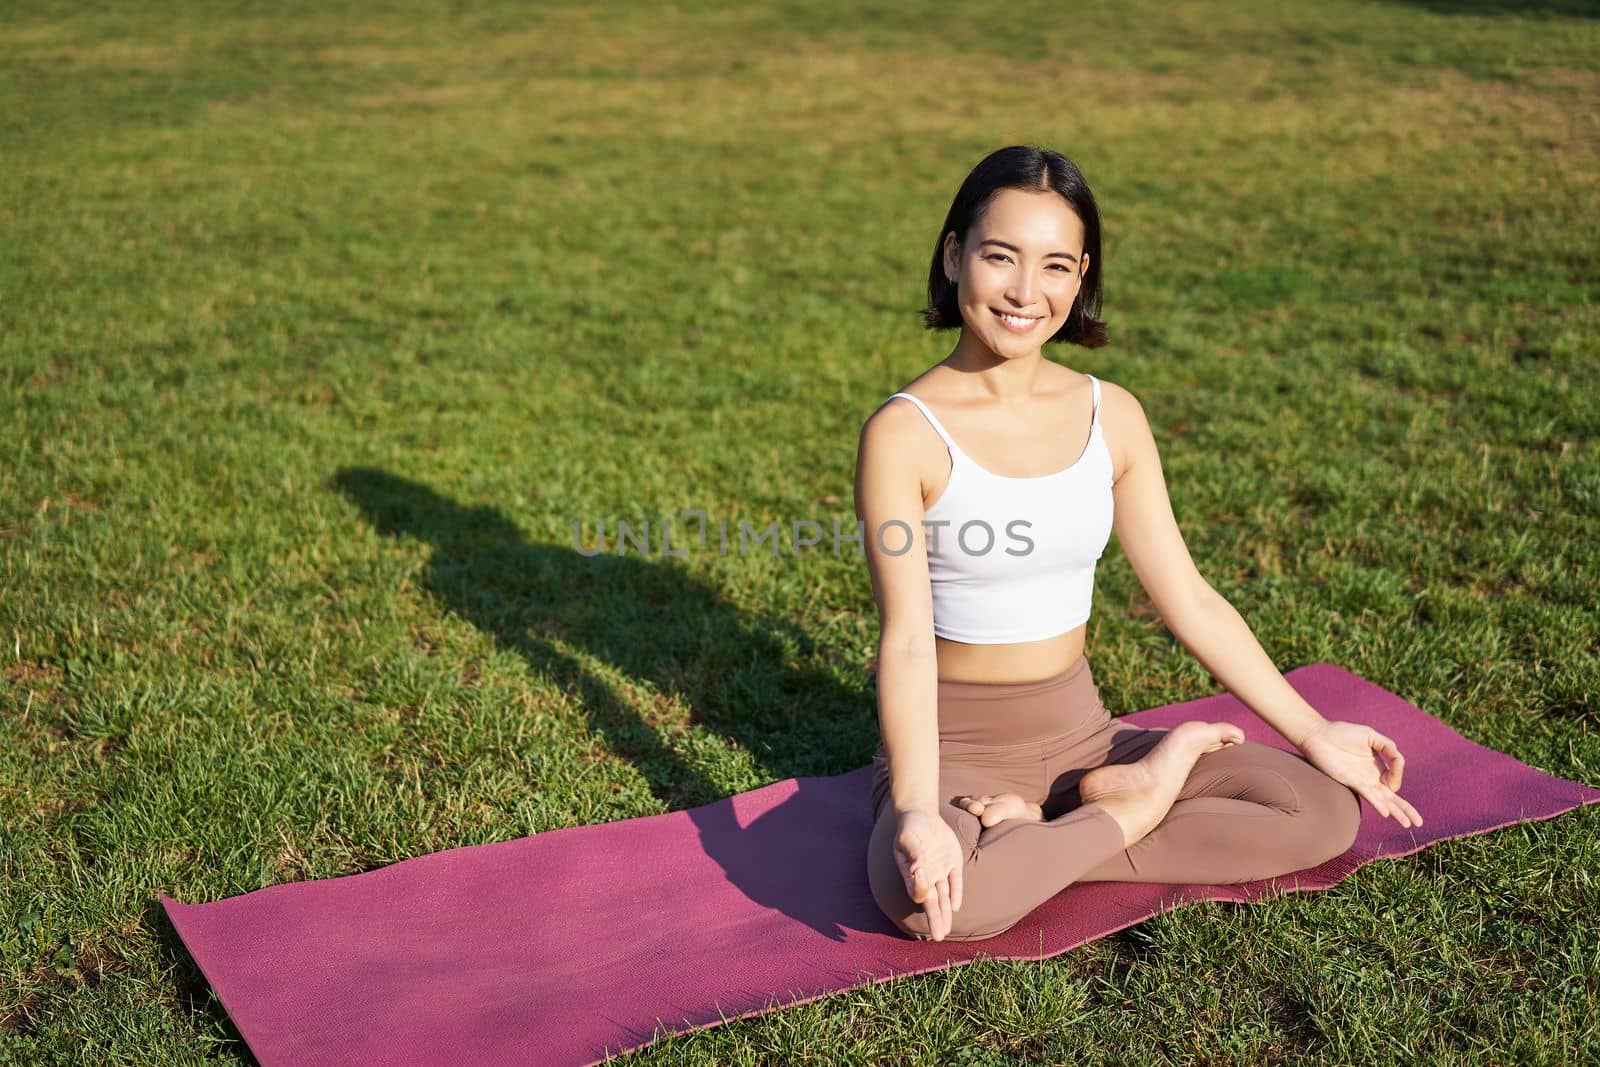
[{"xmin": 866, "ymin": 728, "xmax": 1362, "ymax": 942}]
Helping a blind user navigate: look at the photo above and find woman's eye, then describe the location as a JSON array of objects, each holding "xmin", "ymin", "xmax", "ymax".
[{"xmin": 986, "ymin": 254, "xmax": 1071, "ymax": 273}]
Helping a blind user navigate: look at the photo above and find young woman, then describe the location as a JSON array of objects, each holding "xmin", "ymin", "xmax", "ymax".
[{"xmin": 855, "ymin": 146, "xmax": 1422, "ymax": 943}]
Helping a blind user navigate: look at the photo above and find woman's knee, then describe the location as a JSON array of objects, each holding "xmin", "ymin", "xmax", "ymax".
[
  {"xmin": 866, "ymin": 788, "xmax": 991, "ymax": 935},
  {"xmin": 876, "ymin": 859, "xmax": 1029, "ymax": 942},
  {"xmin": 867, "ymin": 843, "xmax": 1010, "ymax": 941},
  {"xmin": 866, "ymin": 839, "xmax": 1017, "ymax": 942},
  {"xmin": 868, "ymin": 857, "xmax": 927, "ymax": 937},
  {"xmin": 1295, "ymin": 771, "xmax": 1362, "ymax": 863},
  {"xmin": 1328, "ymin": 782, "xmax": 1363, "ymax": 852},
  {"xmin": 867, "ymin": 863, "xmax": 990, "ymax": 941}
]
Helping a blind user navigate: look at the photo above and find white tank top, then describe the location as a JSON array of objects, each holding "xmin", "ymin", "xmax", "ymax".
[{"xmin": 886, "ymin": 375, "xmax": 1114, "ymax": 644}]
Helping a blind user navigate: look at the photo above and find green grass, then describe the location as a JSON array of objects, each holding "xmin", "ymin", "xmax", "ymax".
[{"xmin": 2, "ymin": 0, "xmax": 1598, "ymax": 1062}]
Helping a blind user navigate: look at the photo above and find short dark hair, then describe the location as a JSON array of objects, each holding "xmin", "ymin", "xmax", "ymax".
[{"xmin": 920, "ymin": 145, "xmax": 1108, "ymax": 348}]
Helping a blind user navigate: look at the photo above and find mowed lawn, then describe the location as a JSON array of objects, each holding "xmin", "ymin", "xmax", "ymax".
[{"xmin": 2, "ymin": 1, "xmax": 1597, "ymax": 1062}]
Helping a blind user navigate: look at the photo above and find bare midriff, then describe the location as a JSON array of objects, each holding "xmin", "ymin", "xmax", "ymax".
[{"xmin": 934, "ymin": 624, "xmax": 1087, "ymax": 685}]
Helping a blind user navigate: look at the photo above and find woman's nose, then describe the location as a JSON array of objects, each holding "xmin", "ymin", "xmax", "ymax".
[{"xmin": 1008, "ymin": 275, "xmax": 1038, "ymax": 304}]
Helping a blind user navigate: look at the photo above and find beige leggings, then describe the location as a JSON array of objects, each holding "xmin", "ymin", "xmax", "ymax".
[{"xmin": 867, "ymin": 654, "xmax": 1362, "ymax": 941}]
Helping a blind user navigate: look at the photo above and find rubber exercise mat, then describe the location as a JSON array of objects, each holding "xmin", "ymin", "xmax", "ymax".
[{"xmin": 162, "ymin": 663, "xmax": 1599, "ymax": 1066}]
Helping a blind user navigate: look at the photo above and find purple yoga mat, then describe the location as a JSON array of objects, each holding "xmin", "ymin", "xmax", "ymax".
[{"xmin": 162, "ymin": 663, "xmax": 1599, "ymax": 1066}]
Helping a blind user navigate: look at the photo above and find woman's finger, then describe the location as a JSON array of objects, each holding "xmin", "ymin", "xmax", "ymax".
[
  {"xmin": 1374, "ymin": 734, "xmax": 1404, "ymax": 789},
  {"xmin": 1370, "ymin": 785, "xmax": 1414, "ymax": 828},
  {"xmin": 949, "ymin": 863, "xmax": 963, "ymax": 913},
  {"xmin": 1393, "ymin": 793, "xmax": 1423, "ymax": 827},
  {"xmin": 1371, "ymin": 786, "xmax": 1408, "ymax": 827},
  {"xmin": 1355, "ymin": 785, "xmax": 1391, "ymax": 823},
  {"xmin": 933, "ymin": 877, "xmax": 952, "ymax": 939}
]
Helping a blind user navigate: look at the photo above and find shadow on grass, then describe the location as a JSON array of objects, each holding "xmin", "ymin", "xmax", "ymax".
[
  {"xmin": 325, "ymin": 466, "xmax": 901, "ymax": 941},
  {"xmin": 148, "ymin": 899, "xmax": 262, "ymax": 1066},
  {"xmin": 331, "ymin": 466, "xmax": 871, "ymax": 809}
]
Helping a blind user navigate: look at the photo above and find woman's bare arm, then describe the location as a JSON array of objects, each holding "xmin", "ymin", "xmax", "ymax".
[{"xmin": 854, "ymin": 400, "xmax": 943, "ymax": 816}]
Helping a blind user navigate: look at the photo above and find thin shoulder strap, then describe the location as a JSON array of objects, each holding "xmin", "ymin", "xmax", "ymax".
[
  {"xmin": 1087, "ymin": 375, "xmax": 1102, "ymax": 426},
  {"xmin": 887, "ymin": 392, "xmax": 960, "ymax": 451}
]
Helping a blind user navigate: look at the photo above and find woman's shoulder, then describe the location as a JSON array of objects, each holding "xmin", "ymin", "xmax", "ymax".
[
  {"xmin": 867, "ymin": 384, "xmax": 929, "ymax": 426},
  {"xmin": 1092, "ymin": 372, "xmax": 1128, "ymax": 403},
  {"xmin": 869, "ymin": 369, "xmax": 952, "ymax": 433},
  {"xmin": 860, "ymin": 382, "xmax": 933, "ymax": 446},
  {"xmin": 1091, "ymin": 376, "xmax": 1163, "ymax": 483},
  {"xmin": 1091, "ymin": 374, "xmax": 1144, "ymax": 423},
  {"xmin": 883, "ymin": 367, "xmax": 946, "ymax": 403}
]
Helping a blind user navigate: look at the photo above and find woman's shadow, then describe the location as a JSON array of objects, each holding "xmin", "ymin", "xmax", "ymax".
[{"xmin": 332, "ymin": 467, "xmax": 895, "ymax": 938}]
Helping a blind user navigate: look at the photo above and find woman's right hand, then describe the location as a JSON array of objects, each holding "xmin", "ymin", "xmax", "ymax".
[{"xmin": 893, "ymin": 809, "xmax": 965, "ymax": 941}]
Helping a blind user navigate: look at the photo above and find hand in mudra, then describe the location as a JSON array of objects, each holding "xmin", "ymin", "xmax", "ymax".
[
  {"xmin": 894, "ymin": 809, "xmax": 965, "ymax": 942},
  {"xmin": 1298, "ymin": 719, "xmax": 1423, "ymax": 828}
]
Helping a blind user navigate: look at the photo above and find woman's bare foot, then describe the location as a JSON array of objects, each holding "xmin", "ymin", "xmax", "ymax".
[
  {"xmin": 1078, "ymin": 721, "xmax": 1246, "ymax": 848},
  {"xmin": 956, "ymin": 792, "xmax": 1043, "ymax": 828}
]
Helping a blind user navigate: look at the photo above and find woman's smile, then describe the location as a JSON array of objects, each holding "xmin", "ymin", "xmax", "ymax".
[{"xmin": 992, "ymin": 308, "xmax": 1045, "ymax": 333}]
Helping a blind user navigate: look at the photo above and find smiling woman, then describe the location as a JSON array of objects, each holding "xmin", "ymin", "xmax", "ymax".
[
  {"xmin": 919, "ymin": 151, "xmax": 1106, "ymax": 349},
  {"xmin": 854, "ymin": 145, "xmax": 1416, "ymax": 944}
]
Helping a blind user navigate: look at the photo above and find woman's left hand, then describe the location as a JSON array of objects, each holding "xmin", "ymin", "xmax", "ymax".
[{"xmin": 1297, "ymin": 720, "xmax": 1424, "ymax": 828}]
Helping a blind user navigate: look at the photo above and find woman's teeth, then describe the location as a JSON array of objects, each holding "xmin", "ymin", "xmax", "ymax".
[{"xmin": 994, "ymin": 310, "xmax": 1041, "ymax": 331}]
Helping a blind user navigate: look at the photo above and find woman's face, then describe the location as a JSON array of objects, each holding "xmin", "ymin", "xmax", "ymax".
[{"xmin": 943, "ymin": 187, "xmax": 1089, "ymax": 356}]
